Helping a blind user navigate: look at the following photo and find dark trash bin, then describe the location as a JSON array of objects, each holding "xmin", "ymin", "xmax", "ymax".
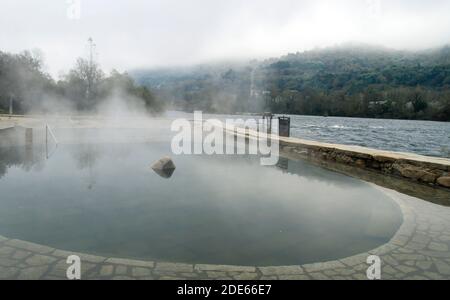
[{"xmin": 278, "ymin": 116, "xmax": 290, "ymax": 137}]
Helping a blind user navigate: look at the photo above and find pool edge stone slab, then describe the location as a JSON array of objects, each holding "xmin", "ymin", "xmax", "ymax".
[
  {"xmin": 105, "ymin": 258, "xmax": 154, "ymax": 268},
  {"xmin": 1, "ymin": 186, "xmax": 450, "ymax": 280},
  {"xmin": 52, "ymin": 249, "xmax": 107, "ymax": 264},
  {"xmin": 4, "ymin": 239, "xmax": 54, "ymax": 254},
  {"xmin": 195, "ymin": 264, "xmax": 256, "ymax": 273}
]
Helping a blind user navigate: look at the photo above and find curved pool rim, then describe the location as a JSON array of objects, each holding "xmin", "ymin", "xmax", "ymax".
[{"xmin": 0, "ymin": 185, "xmax": 415, "ymax": 280}]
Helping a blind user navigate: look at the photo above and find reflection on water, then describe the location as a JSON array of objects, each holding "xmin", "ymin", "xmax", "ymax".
[
  {"xmin": 0, "ymin": 145, "xmax": 45, "ymax": 179},
  {"xmin": 0, "ymin": 141, "xmax": 402, "ymax": 266},
  {"xmin": 70, "ymin": 144, "xmax": 103, "ymax": 190}
]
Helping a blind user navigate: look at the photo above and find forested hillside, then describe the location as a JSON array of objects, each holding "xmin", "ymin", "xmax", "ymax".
[{"xmin": 133, "ymin": 45, "xmax": 450, "ymax": 121}]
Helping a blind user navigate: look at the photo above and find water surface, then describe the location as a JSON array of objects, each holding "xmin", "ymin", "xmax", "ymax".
[
  {"xmin": 168, "ymin": 112, "xmax": 450, "ymax": 157},
  {"xmin": 0, "ymin": 141, "xmax": 402, "ymax": 266}
]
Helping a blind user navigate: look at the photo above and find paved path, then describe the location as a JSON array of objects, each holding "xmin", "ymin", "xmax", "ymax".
[{"xmin": 1, "ymin": 187, "xmax": 450, "ymax": 280}]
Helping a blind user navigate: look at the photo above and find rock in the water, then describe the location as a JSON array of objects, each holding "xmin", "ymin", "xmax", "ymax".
[{"xmin": 151, "ymin": 156, "xmax": 176, "ymax": 178}]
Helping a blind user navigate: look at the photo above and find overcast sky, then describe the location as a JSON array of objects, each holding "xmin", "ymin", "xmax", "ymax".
[{"xmin": 1, "ymin": 0, "xmax": 450, "ymax": 77}]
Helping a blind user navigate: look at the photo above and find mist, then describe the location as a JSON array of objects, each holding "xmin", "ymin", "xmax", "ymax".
[{"xmin": 1, "ymin": 0, "xmax": 450, "ymax": 77}]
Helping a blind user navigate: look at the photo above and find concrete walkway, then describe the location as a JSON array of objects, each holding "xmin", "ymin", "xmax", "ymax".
[{"xmin": 1, "ymin": 187, "xmax": 449, "ymax": 280}]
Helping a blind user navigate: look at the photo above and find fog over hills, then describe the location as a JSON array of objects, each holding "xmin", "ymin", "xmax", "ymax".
[
  {"xmin": 1, "ymin": 0, "xmax": 450, "ymax": 120},
  {"xmin": 2, "ymin": 0, "xmax": 450, "ymax": 76},
  {"xmin": 131, "ymin": 44, "xmax": 450, "ymax": 121}
]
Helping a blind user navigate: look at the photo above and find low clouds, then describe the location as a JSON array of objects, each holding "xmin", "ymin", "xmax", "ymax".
[{"xmin": 1, "ymin": 0, "xmax": 450, "ymax": 77}]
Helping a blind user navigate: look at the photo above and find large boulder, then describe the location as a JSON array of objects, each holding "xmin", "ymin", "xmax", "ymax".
[{"xmin": 151, "ymin": 156, "xmax": 176, "ymax": 178}]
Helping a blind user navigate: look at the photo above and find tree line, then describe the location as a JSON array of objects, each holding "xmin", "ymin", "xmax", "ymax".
[
  {"xmin": 261, "ymin": 45, "xmax": 450, "ymax": 121},
  {"xmin": 135, "ymin": 45, "xmax": 450, "ymax": 121},
  {"xmin": 0, "ymin": 49, "xmax": 163, "ymax": 115}
]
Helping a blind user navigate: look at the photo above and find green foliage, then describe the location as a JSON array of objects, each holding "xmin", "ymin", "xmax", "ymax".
[
  {"xmin": 0, "ymin": 50, "xmax": 163, "ymax": 114},
  {"xmin": 256, "ymin": 46, "xmax": 450, "ymax": 121},
  {"xmin": 134, "ymin": 45, "xmax": 450, "ymax": 121},
  {"xmin": 0, "ymin": 50, "xmax": 55, "ymax": 113}
]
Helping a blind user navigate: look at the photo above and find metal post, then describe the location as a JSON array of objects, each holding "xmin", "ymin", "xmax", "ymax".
[
  {"xmin": 46, "ymin": 125, "xmax": 48, "ymax": 158},
  {"xmin": 9, "ymin": 96, "xmax": 13, "ymax": 115},
  {"xmin": 262, "ymin": 112, "xmax": 273, "ymax": 134},
  {"xmin": 45, "ymin": 124, "xmax": 58, "ymax": 159}
]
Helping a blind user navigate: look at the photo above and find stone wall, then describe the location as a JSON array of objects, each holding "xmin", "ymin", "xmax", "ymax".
[
  {"xmin": 228, "ymin": 127, "xmax": 450, "ymax": 191},
  {"xmin": 280, "ymin": 140, "xmax": 450, "ymax": 190}
]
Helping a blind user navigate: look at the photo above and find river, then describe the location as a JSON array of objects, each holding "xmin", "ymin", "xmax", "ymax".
[{"xmin": 166, "ymin": 111, "xmax": 450, "ymax": 158}]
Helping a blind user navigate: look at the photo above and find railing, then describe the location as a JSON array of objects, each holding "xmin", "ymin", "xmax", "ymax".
[{"xmin": 45, "ymin": 124, "xmax": 58, "ymax": 159}]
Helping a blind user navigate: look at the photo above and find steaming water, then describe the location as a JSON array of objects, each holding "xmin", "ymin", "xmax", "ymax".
[
  {"xmin": 167, "ymin": 112, "xmax": 450, "ymax": 158},
  {"xmin": 0, "ymin": 134, "xmax": 402, "ymax": 266}
]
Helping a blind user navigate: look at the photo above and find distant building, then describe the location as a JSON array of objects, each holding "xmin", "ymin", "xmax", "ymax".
[{"xmin": 369, "ymin": 100, "xmax": 388, "ymax": 107}]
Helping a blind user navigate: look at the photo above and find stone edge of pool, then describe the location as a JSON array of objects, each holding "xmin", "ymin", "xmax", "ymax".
[
  {"xmin": 1, "ymin": 116, "xmax": 450, "ymax": 279},
  {"xmin": 2, "ymin": 186, "xmax": 448, "ymax": 280},
  {"xmin": 227, "ymin": 126, "xmax": 450, "ymax": 192}
]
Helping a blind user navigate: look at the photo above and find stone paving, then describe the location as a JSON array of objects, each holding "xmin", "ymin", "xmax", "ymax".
[{"xmin": 0, "ymin": 186, "xmax": 450, "ymax": 280}]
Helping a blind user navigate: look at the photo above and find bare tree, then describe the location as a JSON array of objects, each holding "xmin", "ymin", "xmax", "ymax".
[{"xmin": 65, "ymin": 38, "xmax": 104, "ymax": 108}]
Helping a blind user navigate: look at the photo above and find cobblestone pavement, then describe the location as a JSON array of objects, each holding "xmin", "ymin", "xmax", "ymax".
[{"xmin": 1, "ymin": 186, "xmax": 449, "ymax": 280}]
